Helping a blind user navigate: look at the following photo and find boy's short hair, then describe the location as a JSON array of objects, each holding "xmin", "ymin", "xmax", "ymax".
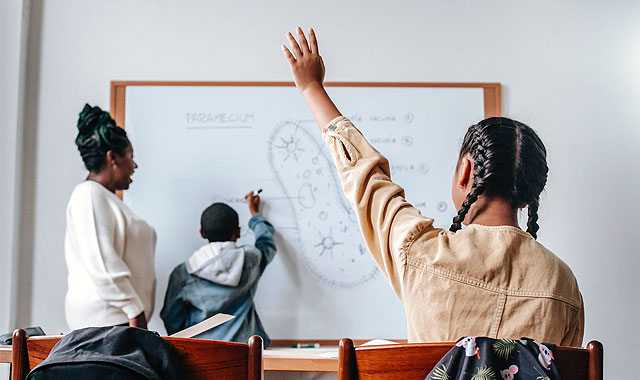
[{"xmin": 200, "ymin": 203, "xmax": 239, "ymax": 242}]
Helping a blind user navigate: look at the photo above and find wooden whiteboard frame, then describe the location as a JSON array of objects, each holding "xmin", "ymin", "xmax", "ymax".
[{"xmin": 110, "ymin": 81, "xmax": 501, "ymax": 129}]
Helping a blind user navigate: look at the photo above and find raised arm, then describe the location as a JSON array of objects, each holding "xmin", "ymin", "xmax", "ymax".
[
  {"xmin": 282, "ymin": 28, "xmax": 437, "ymax": 298},
  {"xmin": 282, "ymin": 27, "xmax": 342, "ymax": 129},
  {"xmin": 245, "ymin": 191, "xmax": 276, "ymax": 272}
]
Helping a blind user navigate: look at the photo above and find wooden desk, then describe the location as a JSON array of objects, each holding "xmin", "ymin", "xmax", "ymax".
[
  {"xmin": 264, "ymin": 347, "xmax": 338, "ymax": 372},
  {"xmin": 263, "ymin": 338, "xmax": 404, "ymax": 372},
  {"xmin": 0, "ymin": 345, "xmax": 10, "ymax": 363}
]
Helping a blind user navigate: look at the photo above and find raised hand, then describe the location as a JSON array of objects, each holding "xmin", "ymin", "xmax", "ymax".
[
  {"xmin": 282, "ymin": 27, "xmax": 325, "ymax": 94},
  {"xmin": 281, "ymin": 27, "xmax": 342, "ymax": 129}
]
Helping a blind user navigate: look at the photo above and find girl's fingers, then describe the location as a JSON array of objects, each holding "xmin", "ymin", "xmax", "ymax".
[
  {"xmin": 286, "ymin": 31, "xmax": 303, "ymax": 58},
  {"xmin": 281, "ymin": 45, "xmax": 296, "ymax": 64},
  {"xmin": 308, "ymin": 28, "xmax": 319, "ymax": 54},
  {"xmin": 296, "ymin": 26, "xmax": 310, "ymax": 54}
]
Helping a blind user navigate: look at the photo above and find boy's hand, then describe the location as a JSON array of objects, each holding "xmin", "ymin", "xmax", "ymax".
[
  {"xmin": 245, "ymin": 191, "xmax": 261, "ymax": 215},
  {"xmin": 282, "ymin": 27, "xmax": 325, "ymax": 95}
]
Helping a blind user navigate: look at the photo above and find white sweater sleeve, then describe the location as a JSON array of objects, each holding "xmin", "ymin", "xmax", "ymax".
[{"xmin": 68, "ymin": 185, "xmax": 145, "ymax": 319}]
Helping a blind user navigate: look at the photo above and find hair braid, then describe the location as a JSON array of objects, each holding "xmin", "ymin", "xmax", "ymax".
[
  {"xmin": 526, "ymin": 197, "xmax": 540, "ymax": 239},
  {"xmin": 449, "ymin": 127, "xmax": 493, "ymax": 233},
  {"xmin": 75, "ymin": 104, "xmax": 130, "ymax": 172},
  {"xmin": 449, "ymin": 185, "xmax": 481, "ymax": 232}
]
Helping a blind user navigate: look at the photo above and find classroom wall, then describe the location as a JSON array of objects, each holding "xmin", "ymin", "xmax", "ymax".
[
  {"xmin": 1, "ymin": 0, "xmax": 22, "ymax": 328},
  {"xmin": 0, "ymin": 0, "xmax": 17, "ymax": 338},
  {"xmin": 1, "ymin": 0, "xmax": 30, "ymax": 378},
  {"xmin": 10, "ymin": 0, "xmax": 640, "ymax": 378}
]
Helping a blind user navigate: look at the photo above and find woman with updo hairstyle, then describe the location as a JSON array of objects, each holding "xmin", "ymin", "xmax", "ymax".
[
  {"xmin": 283, "ymin": 28, "xmax": 584, "ymax": 346},
  {"xmin": 64, "ymin": 104, "xmax": 156, "ymax": 330}
]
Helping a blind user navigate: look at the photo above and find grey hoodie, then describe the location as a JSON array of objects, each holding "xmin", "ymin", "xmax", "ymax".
[
  {"xmin": 161, "ymin": 214, "xmax": 276, "ymax": 346},
  {"xmin": 186, "ymin": 241, "xmax": 245, "ymax": 286}
]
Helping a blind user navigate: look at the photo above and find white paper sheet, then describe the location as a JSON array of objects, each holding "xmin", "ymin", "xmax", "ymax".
[{"xmin": 169, "ymin": 313, "xmax": 235, "ymax": 338}]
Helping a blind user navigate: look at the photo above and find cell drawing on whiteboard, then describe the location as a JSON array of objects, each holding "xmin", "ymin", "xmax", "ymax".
[{"xmin": 268, "ymin": 120, "xmax": 378, "ymax": 288}]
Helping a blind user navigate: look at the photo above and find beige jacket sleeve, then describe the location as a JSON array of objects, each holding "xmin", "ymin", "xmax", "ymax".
[
  {"xmin": 322, "ymin": 116, "xmax": 437, "ymax": 299},
  {"xmin": 564, "ymin": 294, "xmax": 585, "ymax": 347}
]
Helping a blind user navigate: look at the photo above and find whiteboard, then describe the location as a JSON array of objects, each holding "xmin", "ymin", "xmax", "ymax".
[{"xmin": 118, "ymin": 83, "xmax": 495, "ymax": 339}]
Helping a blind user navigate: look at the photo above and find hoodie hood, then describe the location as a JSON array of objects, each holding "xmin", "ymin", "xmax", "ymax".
[{"xmin": 185, "ymin": 241, "xmax": 244, "ymax": 286}]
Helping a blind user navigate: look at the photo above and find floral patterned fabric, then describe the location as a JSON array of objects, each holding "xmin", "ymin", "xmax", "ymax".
[{"xmin": 426, "ymin": 337, "xmax": 561, "ymax": 380}]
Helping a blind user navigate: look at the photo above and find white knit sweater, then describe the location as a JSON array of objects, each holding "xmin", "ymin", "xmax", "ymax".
[{"xmin": 64, "ymin": 180, "xmax": 157, "ymax": 329}]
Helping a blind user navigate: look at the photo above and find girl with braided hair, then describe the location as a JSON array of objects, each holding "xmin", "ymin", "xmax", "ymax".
[
  {"xmin": 283, "ymin": 28, "xmax": 583, "ymax": 346},
  {"xmin": 449, "ymin": 117, "xmax": 548, "ymax": 239},
  {"xmin": 64, "ymin": 104, "xmax": 156, "ymax": 330}
]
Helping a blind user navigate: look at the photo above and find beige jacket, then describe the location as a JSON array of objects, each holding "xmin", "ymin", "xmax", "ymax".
[{"xmin": 322, "ymin": 116, "xmax": 584, "ymax": 347}]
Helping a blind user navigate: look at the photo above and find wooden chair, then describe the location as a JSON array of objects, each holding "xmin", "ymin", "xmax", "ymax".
[
  {"xmin": 338, "ymin": 338, "xmax": 603, "ymax": 380},
  {"xmin": 11, "ymin": 329, "xmax": 262, "ymax": 380}
]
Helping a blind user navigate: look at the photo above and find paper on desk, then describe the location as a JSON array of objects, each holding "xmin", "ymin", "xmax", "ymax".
[
  {"xmin": 313, "ymin": 339, "xmax": 400, "ymax": 358},
  {"xmin": 358, "ymin": 339, "xmax": 400, "ymax": 346},
  {"xmin": 169, "ymin": 313, "xmax": 234, "ymax": 338},
  {"xmin": 316, "ymin": 351, "xmax": 339, "ymax": 358}
]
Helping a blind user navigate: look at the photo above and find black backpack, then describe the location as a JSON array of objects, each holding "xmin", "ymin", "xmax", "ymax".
[{"xmin": 27, "ymin": 326, "xmax": 182, "ymax": 380}]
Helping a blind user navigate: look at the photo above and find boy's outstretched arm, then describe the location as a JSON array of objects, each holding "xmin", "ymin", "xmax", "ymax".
[
  {"xmin": 282, "ymin": 27, "xmax": 342, "ymax": 130},
  {"xmin": 245, "ymin": 191, "xmax": 276, "ymax": 272}
]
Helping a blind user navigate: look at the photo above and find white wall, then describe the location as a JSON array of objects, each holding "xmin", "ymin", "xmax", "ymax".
[
  {"xmin": 1, "ymin": 0, "xmax": 30, "ymax": 378},
  {"xmin": 12, "ymin": 0, "xmax": 640, "ymax": 378}
]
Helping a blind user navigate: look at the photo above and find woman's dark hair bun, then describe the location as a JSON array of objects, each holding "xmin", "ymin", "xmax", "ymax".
[
  {"xmin": 77, "ymin": 104, "xmax": 113, "ymax": 135},
  {"xmin": 75, "ymin": 104, "xmax": 130, "ymax": 172}
]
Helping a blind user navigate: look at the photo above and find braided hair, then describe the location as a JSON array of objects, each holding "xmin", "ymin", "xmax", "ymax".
[
  {"xmin": 449, "ymin": 117, "xmax": 548, "ymax": 239},
  {"xmin": 75, "ymin": 104, "xmax": 130, "ymax": 172}
]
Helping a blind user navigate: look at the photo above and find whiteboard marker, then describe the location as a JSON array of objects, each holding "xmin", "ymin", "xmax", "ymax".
[{"xmin": 245, "ymin": 189, "xmax": 262, "ymax": 201}]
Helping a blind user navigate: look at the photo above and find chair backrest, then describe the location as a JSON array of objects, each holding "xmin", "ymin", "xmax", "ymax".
[
  {"xmin": 11, "ymin": 329, "xmax": 262, "ymax": 380},
  {"xmin": 338, "ymin": 338, "xmax": 603, "ymax": 380}
]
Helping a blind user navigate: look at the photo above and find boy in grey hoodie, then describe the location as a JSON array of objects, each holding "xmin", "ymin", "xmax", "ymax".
[{"xmin": 160, "ymin": 191, "xmax": 276, "ymax": 346}]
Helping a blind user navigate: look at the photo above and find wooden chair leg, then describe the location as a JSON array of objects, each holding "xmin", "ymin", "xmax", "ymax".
[
  {"xmin": 11, "ymin": 329, "xmax": 28, "ymax": 380},
  {"xmin": 339, "ymin": 338, "xmax": 356, "ymax": 380},
  {"xmin": 587, "ymin": 340, "xmax": 603, "ymax": 380},
  {"xmin": 248, "ymin": 335, "xmax": 263, "ymax": 380}
]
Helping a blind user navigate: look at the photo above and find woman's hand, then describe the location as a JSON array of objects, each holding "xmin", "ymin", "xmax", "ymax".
[
  {"xmin": 282, "ymin": 27, "xmax": 342, "ymax": 129},
  {"xmin": 282, "ymin": 27, "xmax": 325, "ymax": 94},
  {"xmin": 129, "ymin": 312, "xmax": 147, "ymax": 329}
]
